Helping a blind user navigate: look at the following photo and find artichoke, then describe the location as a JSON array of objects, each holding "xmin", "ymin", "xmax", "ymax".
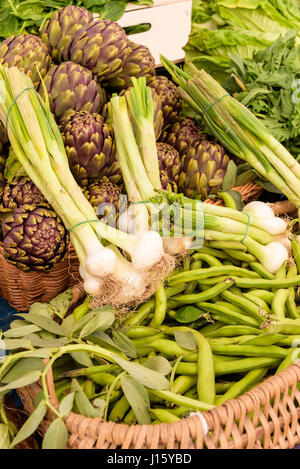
[
  {"xmin": 70, "ymin": 20, "xmax": 131, "ymax": 83},
  {"xmin": 147, "ymin": 76, "xmax": 183, "ymax": 128},
  {"xmin": 83, "ymin": 178, "xmax": 121, "ymax": 223},
  {"xmin": 179, "ymin": 139, "xmax": 230, "ymax": 199},
  {"xmin": 40, "ymin": 6, "xmax": 94, "ymax": 62},
  {"xmin": 61, "ymin": 111, "xmax": 115, "ymax": 187},
  {"xmin": 2, "ymin": 204, "xmax": 69, "ymax": 272},
  {"xmin": 39, "ymin": 61, "xmax": 106, "ymax": 124},
  {"xmin": 162, "ymin": 117, "xmax": 204, "ymax": 160},
  {"xmin": 157, "ymin": 142, "xmax": 181, "ymax": 192},
  {"xmin": 120, "ymin": 87, "xmax": 164, "ymax": 140},
  {"xmin": 109, "ymin": 41, "xmax": 155, "ymax": 90},
  {"xmin": 0, "ymin": 34, "xmax": 51, "ymax": 88},
  {"xmin": 1, "ymin": 177, "xmax": 46, "ymax": 210}
]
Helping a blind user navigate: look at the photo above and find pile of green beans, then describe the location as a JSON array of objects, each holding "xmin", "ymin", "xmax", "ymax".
[{"xmin": 52, "ymin": 245, "xmax": 300, "ymax": 425}]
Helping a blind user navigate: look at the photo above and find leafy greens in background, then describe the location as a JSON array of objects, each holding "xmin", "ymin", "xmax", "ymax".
[
  {"xmin": 185, "ymin": 0, "xmax": 300, "ymax": 80},
  {"xmin": 0, "ymin": 0, "xmax": 153, "ymax": 41}
]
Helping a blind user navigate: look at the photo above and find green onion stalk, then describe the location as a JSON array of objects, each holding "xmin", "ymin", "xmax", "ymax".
[
  {"xmin": 108, "ymin": 78, "xmax": 290, "ymax": 273},
  {"xmin": 0, "ymin": 66, "xmax": 168, "ymax": 305},
  {"xmin": 161, "ymin": 57, "xmax": 300, "ymax": 210}
]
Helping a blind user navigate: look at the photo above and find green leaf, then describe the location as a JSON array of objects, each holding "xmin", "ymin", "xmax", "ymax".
[
  {"xmin": 4, "ymin": 325, "xmax": 41, "ymax": 338},
  {"xmin": 59, "ymin": 392, "xmax": 75, "ymax": 417},
  {"xmin": 111, "ymin": 330, "xmax": 138, "ymax": 358},
  {"xmin": 175, "ymin": 305, "xmax": 205, "ymax": 323},
  {"xmin": 3, "ymin": 339, "xmax": 32, "ymax": 350},
  {"xmin": 42, "ymin": 419, "xmax": 68, "ymax": 450},
  {"xmin": 114, "ymin": 357, "xmax": 170, "ymax": 390},
  {"xmin": 79, "ymin": 309, "xmax": 115, "ymax": 338},
  {"xmin": 121, "ymin": 375, "xmax": 151, "ymax": 425},
  {"xmin": 26, "ymin": 334, "xmax": 68, "ymax": 348},
  {"xmin": 2, "ymin": 358, "xmax": 45, "ymax": 384},
  {"xmin": 222, "ymin": 160, "xmax": 237, "ymax": 191},
  {"xmin": 0, "ymin": 424, "xmax": 11, "ymax": 449},
  {"xmin": 18, "ymin": 314, "xmax": 67, "ymax": 337},
  {"xmin": 219, "ymin": 190, "xmax": 244, "ymax": 211},
  {"xmin": 70, "ymin": 352, "xmax": 94, "ymax": 368},
  {"xmin": 142, "ymin": 356, "xmax": 171, "ymax": 375},
  {"xmin": 91, "ymin": 398, "xmax": 106, "ymax": 419},
  {"xmin": 61, "ymin": 315, "xmax": 76, "ymax": 337},
  {"xmin": 10, "ymin": 400, "xmax": 46, "ymax": 449},
  {"xmin": 28, "ymin": 303, "xmax": 50, "ymax": 318},
  {"xmin": 71, "ymin": 379, "xmax": 103, "ymax": 418},
  {"xmin": 49, "ymin": 288, "xmax": 73, "ymax": 319},
  {"xmin": 0, "ymin": 370, "xmax": 42, "ymax": 394},
  {"xmin": 174, "ymin": 330, "xmax": 197, "ymax": 351}
]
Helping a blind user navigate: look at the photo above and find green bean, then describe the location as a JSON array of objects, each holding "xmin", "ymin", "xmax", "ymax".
[
  {"xmin": 241, "ymin": 333, "xmax": 287, "ymax": 346},
  {"xmin": 171, "ymin": 375, "xmax": 197, "ymax": 394},
  {"xmin": 125, "ymin": 298, "xmax": 155, "ymax": 326},
  {"xmin": 286, "ymin": 265, "xmax": 299, "ymax": 319},
  {"xmin": 58, "ymin": 364, "xmax": 119, "ymax": 379},
  {"xmin": 271, "ymin": 289, "xmax": 289, "ymax": 320},
  {"xmin": 292, "ymin": 238, "xmax": 300, "ymax": 274},
  {"xmin": 192, "ymin": 330, "xmax": 215, "ymax": 404},
  {"xmin": 235, "ymin": 276, "xmax": 300, "ymax": 290},
  {"xmin": 248, "ymin": 262, "xmax": 274, "ymax": 280},
  {"xmin": 150, "ymin": 286, "xmax": 167, "ymax": 327},
  {"xmin": 223, "ymin": 258, "xmax": 240, "ymax": 266},
  {"xmin": 275, "ymin": 261, "xmax": 287, "ymax": 280},
  {"xmin": 221, "ymin": 290, "xmax": 266, "ymax": 323},
  {"xmin": 123, "ymin": 409, "xmax": 136, "ymax": 425},
  {"xmin": 203, "ymin": 325, "xmax": 262, "ymax": 338},
  {"xmin": 192, "ymin": 253, "xmax": 222, "ymax": 267},
  {"xmin": 247, "ymin": 289, "xmax": 275, "ymax": 304},
  {"xmin": 208, "ymin": 336, "xmax": 256, "ymax": 346},
  {"xmin": 109, "ymin": 396, "xmax": 130, "ymax": 422},
  {"xmin": 73, "ymin": 303, "xmax": 90, "ymax": 323},
  {"xmin": 184, "ymin": 281, "xmax": 198, "ymax": 295},
  {"xmin": 225, "ymin": 250, "xmax": 256, "ymax": 263},
  {"xmin": 55, "ymin": 381, "xmax": 72, "ymax": 401},
  {"xmin": 172, "ymin": 279, "xmax": 234, "ymax": 305},
  {"xmin": 215, "ymin": 381, "xmax": 235, "ymax": 394},
  {"xmin": 176, "ymin": 357, "xmax": 280, "ymax": 376},
  {"xmin": 191, "ymin": 260, "xmax": 203, "ymax": 270},
  {"xmin": 243, "ymin": 292, "xmax": 272, "ymax": 316},
  {"xmin": 150, "ymin": 408, "xmax": 181, "ymax": 423},
  {"xmin": 83, "ymin": 379, "xmax": 95, "ymax": 400},
  {"xmin": 196, "ymin": 246, "xmax": 228, "ymax": 259},
  {"xmin": 276, "ymin": 348, "xmax": 300, "ymax": 374},
  {"xmin": 165, "ymin": 284, "xmax": 186, "ymax": 298},
  {"xmin": 132, "ymin": 333, "xmax": 164, "ymax": 348},
  {"xmin": 211, "ymin": 343, "xmax": 288, "ymax": 358},
  {"xmin": 214, "ymin": 368, "xmax": 267, "ymax": 406},
  {"xmin": 167, "ymin": 309, "xmax": 177, "ymax": 319},
  {"xmin": 198, "ymin": 276, "xmax": 234, "ymax": 286},
  {"xmin": 150, "ymin": 390, "xmax": 214, "ymax": 411},
  {"xmin": 123, "ymin": 326, "xmax": 160, "ymax": 339},
  {"xmin": 229, "ymin": 285, "xmax": 242, "ymax": 296},
  {"xmin": 167, "ymin": 299, "xmax": 180, "ymax": 310},
  {"xmin": 149, "ymin": 339, "xmax": 195, "ymax": 360},
  {"xmin": 200, "ymin": 321, "xmax": 226, "ymax": 336},
  {"xmin": 169, "ymin": 266, "xmax": 260, "ymax": 285},
  {"xmin": 264, "ymin": 318, "xmax": 300, "ymax": 335},
  {"xmin": 197, "ymin": 302, "xmax": 260, "ymax": 327},
  {"xmin": 90, "ymin": 372, "xmax": 117, "ymax": 387},
  {"xmin": 208, "ymin": 241, "xmax": 247, "ymax": 251},
  {"xmin": 274, "ymin": 335, "xmax": 300, "ymax": 346}
]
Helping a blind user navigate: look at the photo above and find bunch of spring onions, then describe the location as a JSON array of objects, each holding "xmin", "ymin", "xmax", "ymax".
[
  {"xmin": 161, "ymin": 57, "xmax": 300, "ymax": 213},
  {"xmin": 0, "ymin": 66, "xmax": 169, "ymax": 305},
  {"xmin": 109, "ymin": 78, "xmax": 291, "ymax": 274}
]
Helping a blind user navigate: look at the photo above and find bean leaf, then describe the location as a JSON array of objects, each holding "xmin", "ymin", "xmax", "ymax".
[
  {"xmin": 121, "ymin": 375, "xmax": 151, "ymax": 425},
  {"xmin": 71, "ymin": 379, "xmax": 104, "ymax": 418},
  {"xmin": 222, "ymin": 160, "xmax": 237, "ymax": 191},
  {"xmin": 3, "ymin": 339, "xmax": 32, "ymax": 350},
  {"xmin": 49, "ymin": 288, "xmax": 73, "ymax": 319},
  {"xmin": 18, "ymin": 314, "xmax": 67, "ymax": 337},
  {"xmin": 59, "ymin": 392, "xmax": 75, "ymax": 417},
  {"xmin": 87, "ymin": 331, "xmax": 126, "ymax": 354},
  {"xmin": 26, "ymin": 334, "xmax": 69, "ymax": 348},
  {"xmin": 42, "ymin": 419, "xmax": 68, "ymax": 450},
  {"xmin": 111, "ymin": 331, "xmax": 138, "ymax": 358},
  {"xmin": 70, "ymin": 352, "xmax": 94, "ymax": 368},
  {"xmin": 142, "ymin": 356, "xmax": 172, "ymax": 376},
  {"xmin": 114, "ymin": 356, "xmax": 170, "ymax": 390},
  {"xmin": 28, "ymin": 302, "xmax": 50, "ymax": 318},
  {"xmin": 174, "ymin": 330, "xmax": 197, "ymax": 351},
  {"xmin": 72, "ymin": 306, "xmax": 115, "ymax": 335},
  {"xmin": 10, "ymin": 400, "xmax": 47, "ymax": 449},
  {"xmin": 4, "ymin": 325, "xmax": 41, "ymax": 338},
  {"xmin": 78, "ymin": 309, "xmax": 115, "ymax": 338},
  {"xmin": 1, "ymin": 358, "xmax": 45, "ymax": 384},
  {"xmin": 0, "ymin": 370, "xmax": 42, "ymax": 394},
  {"xmin": 175, "ymin": 305, "xmax": 205, "ymax": 323}
]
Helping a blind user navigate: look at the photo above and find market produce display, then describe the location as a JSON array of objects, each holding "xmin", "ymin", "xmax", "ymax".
[{"xmin": 1, "ymin": 0, "xmax": 300, "ymax": 452}]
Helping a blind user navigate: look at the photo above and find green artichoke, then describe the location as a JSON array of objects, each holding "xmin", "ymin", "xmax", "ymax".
[
  {"xmin": 2, "ymin": 204, "xmax": 69, "ymax": 272},
  {"xmin": 39, "ymin": 61, "xmax": 106, "ymax": 124},
  {"xmin": 40, "ymin": 6, "xmax": 94, "ymax": 62},
  {"xmin": 147, "ymin": 76, "xmax": 183, "ymax": 128},
  {"xmin": 61, "ymin": 111, "xmax": 115, "ymax": 187},
  {"xmin": 0, "ymin": 34, "xmax": 51, "ymax": 88},
  {"xmin": 162, "ymin": 117, "xmax": 204, "ymax": 160},
  {"xmin": 179, "ymin": 139, "xmax": 230, "ymax": 199},
  {"xmin": 70, "ymin": 20, "xmax": 131, "ymax": 83},
  {"xmin": 83, "ymin": 178, "xmax": 121, "ymax": 223},
  {"xmin": 1, "ymin": 177, "xmax": 46, "ymax": 210},
  {"xmin": 120, "ymin": 87, "xmax": 164, "ymax": 140},
  {"xmin": 157, "ymin": 142, "xmax": 181, "ymax": 192},
  {"xmin": 109, "ymin": 41, "xmax": 155, "ymax": 90}
]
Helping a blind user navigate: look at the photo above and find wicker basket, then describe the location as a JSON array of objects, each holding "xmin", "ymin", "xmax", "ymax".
[
  {"xmin": 0, "ymin": 244, "xmax": 80, "ymax": 311},
  {"xmin": 17, "ymin": 361, "xmax": 300, "ymax": 449},
  {"xmin": 0, "ymin": 182, "xmax": 262, "ymax": 313}
]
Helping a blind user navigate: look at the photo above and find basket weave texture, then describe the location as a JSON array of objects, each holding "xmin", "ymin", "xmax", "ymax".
[
  {"xmin": 17, "ymin": 361, "xmax": 300, "ymax": 449},
  {"xmin": 0, "ymin": 244, "xmax": 80, "ymax": 311}
]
